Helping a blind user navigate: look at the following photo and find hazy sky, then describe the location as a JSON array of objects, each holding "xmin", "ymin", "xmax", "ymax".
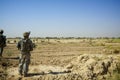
[{"xmin": 0, "ymin": 0, "xmax": 120, "ymax": 37}]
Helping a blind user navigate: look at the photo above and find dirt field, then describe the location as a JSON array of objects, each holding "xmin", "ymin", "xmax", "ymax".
[{"xmin": 0, "ymin": 38, "xmax": 120, "ymax": 80}]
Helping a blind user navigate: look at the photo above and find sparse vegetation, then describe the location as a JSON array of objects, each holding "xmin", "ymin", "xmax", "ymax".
[
  {"xmin": 2, "ymin": 38, "xmax": 120, "ymax": 80},
  {"xmin": 0, "ymin": 59, "xmax": 9, "ymax": 80},
  {"xmin": 107, "ymin": 63, "xmax": 120, "ymax": 80}
]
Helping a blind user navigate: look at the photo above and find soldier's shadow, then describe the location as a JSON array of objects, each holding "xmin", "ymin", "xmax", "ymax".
[
  {"xmin": 27, "ymin": 73, "xmax": 43, "ymax": 77},
  {"xmin": 27, "ymin": 71, "xmax": 71, "ymax": 77},
  {"xmin": 48, "ymin": 71, "xmax": 71, "ymax": 74},
  {"xmin": 4, "ymin": 56, "xmax": 19, "ymax": 60}
]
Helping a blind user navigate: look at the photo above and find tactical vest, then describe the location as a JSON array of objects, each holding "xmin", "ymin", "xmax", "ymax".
[
  {"xmin": 20, "ymin": 39, "xmax": 33, "ymax": 52},
  {"xmin": 0, "ymin": 34, "xmax": 6, "ymax": 47}
]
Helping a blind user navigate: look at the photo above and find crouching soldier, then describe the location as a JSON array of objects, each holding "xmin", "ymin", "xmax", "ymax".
[{"xmin": 17, "ymin": 32, "xmax": 33, "ymax": 77}]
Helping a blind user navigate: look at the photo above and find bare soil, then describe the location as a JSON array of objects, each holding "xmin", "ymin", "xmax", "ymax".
[{"xmin": 0, "ymin": 39, "xmax": 120, "ymax": 80}]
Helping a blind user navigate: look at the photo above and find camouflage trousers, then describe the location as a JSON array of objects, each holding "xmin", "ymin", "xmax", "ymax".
[
  {"xmin": 19, "ymin": 52, "xmax": 31, "ymax": 75},
  {"xmin": 0, "ymin": 47, "xmax": 3, "ymax": 56}
]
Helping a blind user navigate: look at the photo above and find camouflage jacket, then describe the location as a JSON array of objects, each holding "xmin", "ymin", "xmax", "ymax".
[
  {"xmin": 17, "ymin": 38, "xmax": 33, "ymax": 52},
  {"xmin": 0, "ymin": 34, "xmax": 6, "ymax": 47}
]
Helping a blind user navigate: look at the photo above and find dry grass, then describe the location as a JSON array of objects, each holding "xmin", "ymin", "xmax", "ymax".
[{"xmin": 1, "ymin": 38, "xmax": 120, "ymax": 80}]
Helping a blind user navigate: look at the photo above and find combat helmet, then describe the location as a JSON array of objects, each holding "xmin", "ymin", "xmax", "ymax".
[
  {"xmin": 0, "ymin": 29, "xmax": 4, "ymax": 34},
  {"xmin": 23, "ymin": 32, "xmax": 30, "ymax": 37}
]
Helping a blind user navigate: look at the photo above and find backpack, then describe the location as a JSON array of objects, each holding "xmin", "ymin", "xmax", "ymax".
[
  {"xmin": 0, "ymin": 34, "xmax": 5, "ymax": 47},
  {"xmin": 20, "ymin": 39, "xmax": 33, "ymax": 52}
]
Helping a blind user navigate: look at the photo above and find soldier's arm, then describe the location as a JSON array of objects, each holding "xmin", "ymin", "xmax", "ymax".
[
  {"xmin": 17, "ymin": 40, "xmax": 21, "ymax": 50},
  {"xmin": 30, "ymin": 40, "xmax": 33, "ymax": 51},
  {"xmin": 2, "ymin": 35, "xmax": 6, "ymax": 47},
  {"xmin": 4, "ymin": 36, "xmax": 6, "ymax": 46}
]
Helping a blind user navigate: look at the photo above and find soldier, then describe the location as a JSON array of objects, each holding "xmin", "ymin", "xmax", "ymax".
[
  {"xmin": 17, "ymin": 32, "xmax": 33, "ymax": 77},
  {"xmin": 0, "ymin": 29, "xmax": 6, "ymax": 57}
]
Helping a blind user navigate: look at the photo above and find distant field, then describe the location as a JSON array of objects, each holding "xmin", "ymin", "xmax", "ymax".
[
  {"xmin": 0, "ymin": 38, "xmax": 120, "ymax": 80},
  {"xmin": 6, "ymin": 38, "xmax": 120, "ymax": 43}
]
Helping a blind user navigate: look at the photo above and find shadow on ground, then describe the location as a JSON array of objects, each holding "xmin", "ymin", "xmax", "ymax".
[
  {"xmin": 3, "ymin": 57, "xmax": 19, "ymax": 60},
  {"xmin": 27, "ymin": 71, "xmax": 71, "ymax": 77}
]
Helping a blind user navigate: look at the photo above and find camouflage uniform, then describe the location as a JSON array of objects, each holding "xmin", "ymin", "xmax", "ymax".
[
  {"xmin": 17, "ymin": 32, "xmax": 33, "ymax": 76},
  {"xmin": 0, "ymin": 29, "xmax": 6, "ymax": 57}
]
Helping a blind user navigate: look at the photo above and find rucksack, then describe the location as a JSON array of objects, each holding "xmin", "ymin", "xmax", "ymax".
[
  {"xmin": 0, "ymin": 34, "xmax": 5, "ymax": 47},
  {"xmin": 20, "ymin": 39, "xmax": 33, "ymax": 52}
]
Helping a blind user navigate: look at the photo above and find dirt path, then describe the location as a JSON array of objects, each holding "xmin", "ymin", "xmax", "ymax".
[{"xmin": 7, "ymin": 64, "xmax": 68, "ymax": 78}]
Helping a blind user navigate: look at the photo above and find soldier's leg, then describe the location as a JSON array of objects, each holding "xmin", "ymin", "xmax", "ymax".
[
  {"xmin": 0, "ymin": 47, "xmax": 3, "ymax": 57},
  {"xmin": 19, "ymin": 55, "xmax": 25, "ymax": 75},
  {"xmin": 23, "ymin": 55, "xmax": 30, "ymax": 76}
]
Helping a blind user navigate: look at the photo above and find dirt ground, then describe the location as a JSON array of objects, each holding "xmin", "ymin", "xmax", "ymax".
[{"xmin": 0, "ymin": 39, "xmax": 120, "ymax": 80}]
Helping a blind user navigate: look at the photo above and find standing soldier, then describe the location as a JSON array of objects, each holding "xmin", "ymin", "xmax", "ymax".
[
  {"xmin": 0, "ymin": 29, "xmax": 6, "ymax": 57},
  {"xmin": 17, "ymin": 32, "xmax": 33, "ymax": 77}
]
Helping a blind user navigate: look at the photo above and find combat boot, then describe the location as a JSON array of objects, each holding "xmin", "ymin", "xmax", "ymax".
[
  {"xmin": 18, "ymin": 70, "xmax": 23, "ymax": 76},
  {"xmin": 19, "ymin": 73, "xmax": 23, "ymax": 76},
  {"xmin": 23, "ymin": 73, "xmax": 28, "ymax": 77}
]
